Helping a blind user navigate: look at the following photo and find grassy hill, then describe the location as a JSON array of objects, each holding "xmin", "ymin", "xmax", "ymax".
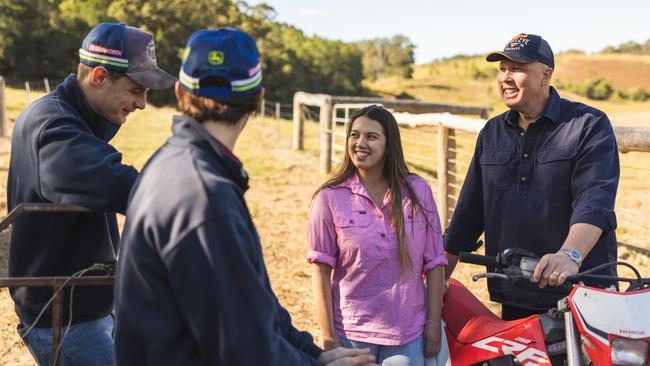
[{"xmin": 365, "ymin": 53, "xmax": 650, "ymax": 121}]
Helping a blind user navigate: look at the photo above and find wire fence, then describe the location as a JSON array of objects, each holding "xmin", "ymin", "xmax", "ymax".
[
  {"xmin": 20, "ymin": 78, "xmax": 64, "ymax": 104},
  {"xmin": 258, "ymin": 99, "xmax": 293, "ymax": 120}
]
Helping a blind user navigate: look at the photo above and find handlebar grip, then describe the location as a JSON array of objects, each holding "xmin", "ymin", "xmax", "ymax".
[{"xmin": 458, "ymin": 252, "xmax": 497, "ymax": 267}]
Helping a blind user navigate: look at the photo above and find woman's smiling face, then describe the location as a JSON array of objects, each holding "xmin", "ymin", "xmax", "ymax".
[{"xmin": 348, "ymin": 115, "xmax": 387, "ymax": 174}]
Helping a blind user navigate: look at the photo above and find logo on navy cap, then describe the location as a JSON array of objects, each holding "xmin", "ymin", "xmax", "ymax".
[
  {"xmin": 145, "ymin": 39, "xmax": 156, "ymax": 62},
  {"xmin": 506, "ymin": 34, "xmax": 531, "ymax": 51}
]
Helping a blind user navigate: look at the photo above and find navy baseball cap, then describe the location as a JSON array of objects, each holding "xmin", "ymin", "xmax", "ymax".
[
  {"xmin": 179, "ymin": 28, "xmax": 262, "ymax": 98},
  {"xmin": 79, "ymin": 23, "xmax": 176, "ymax": 90},
  {"xmin": 486, "ymin": 33, "xmax": 555, "ymax": 69}
]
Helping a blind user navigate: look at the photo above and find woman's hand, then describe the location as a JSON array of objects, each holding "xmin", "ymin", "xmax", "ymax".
[
  {"xmin": 424, "ymin": 322, "xmax": 441, "ymax": 357},
  {"xmin": 323, "ymin": 336, "xmax": 342, "ymax": 351}
]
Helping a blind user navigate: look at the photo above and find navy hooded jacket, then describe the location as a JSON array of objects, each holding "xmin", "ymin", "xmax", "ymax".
[
  {"xmin": 7, "ymin": 74, "xmax": 138, "ymax": 327},
  {"xmin": 114, "ymin": 115, "xmax": 322, "ymax": 365}
]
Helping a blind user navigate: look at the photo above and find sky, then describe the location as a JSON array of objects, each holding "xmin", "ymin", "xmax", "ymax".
[{"xmin": 248, "ymin": 0, "xmax": 650, "ymax": 64}]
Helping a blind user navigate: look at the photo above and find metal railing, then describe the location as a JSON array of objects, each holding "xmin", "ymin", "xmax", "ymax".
[{"xmin": 0, "ymin": 203, "xmax": 114, "ymax": 366}]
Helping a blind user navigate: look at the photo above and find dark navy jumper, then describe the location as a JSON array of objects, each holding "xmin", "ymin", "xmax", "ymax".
[
  {"xmin": 7, "ymin": 74, "xmax": 138, "ymax": 327},
  {"xmin": 115, "ymin": 115, "xmax": 322, "ymax": 365}
]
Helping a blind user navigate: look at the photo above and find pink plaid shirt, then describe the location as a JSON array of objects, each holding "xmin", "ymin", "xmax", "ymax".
[{"xmin": 307, "ymin": 173, "xmax": 447, "ymax": 345}]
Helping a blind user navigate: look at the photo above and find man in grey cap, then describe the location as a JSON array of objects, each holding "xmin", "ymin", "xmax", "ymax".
[
  {"xmin": 7, "ymin": 22, "xmax": 175, "ymax": 365},
  {"xmin": 443, "ymin": 33, "xmax": 619, "ymax": 320}
]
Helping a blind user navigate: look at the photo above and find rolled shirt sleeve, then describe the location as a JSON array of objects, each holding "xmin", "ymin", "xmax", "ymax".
[
  {"xmin": 306, "ymin": 190, "xmax": 338, "ymax": 268},
  {"xmin": 419, "ymin": 181, "xmax": 448, "ymax": 273},
  {"xmin": 570, "ymin": 113, "xmax": 619, "ymax": 233}
]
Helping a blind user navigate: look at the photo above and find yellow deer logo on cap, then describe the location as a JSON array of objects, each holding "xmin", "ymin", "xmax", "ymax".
[
  {"xmin": 208, "ymin": 50, "xmax": 224, "ymax": 65},
  {"xmin": 511, "ymin": 33, "xmax": 529, "ymax": 41}
]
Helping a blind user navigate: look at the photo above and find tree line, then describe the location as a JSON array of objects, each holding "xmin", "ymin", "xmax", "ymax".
[
  {"xmin": 0, "ymin": 0, "xmax": 415, "ymax": 104},
  {"xmin": 601, "ymin": 39, "xmax": 650, "ymax": 55}
]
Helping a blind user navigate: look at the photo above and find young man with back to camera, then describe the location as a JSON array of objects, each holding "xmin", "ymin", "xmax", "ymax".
[{"xmin": 114, "ymin": 28, "xmax": 378, "ymax": 366}]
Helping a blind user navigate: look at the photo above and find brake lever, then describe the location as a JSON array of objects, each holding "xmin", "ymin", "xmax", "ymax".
[{"xmin": 472, "ymin": 272, "xmax": 509, "ymax": 281}]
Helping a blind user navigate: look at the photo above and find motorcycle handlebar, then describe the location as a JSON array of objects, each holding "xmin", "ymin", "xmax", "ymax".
[{"xmin": 459, "ymin": 252, "xmax": 497, "ymax": 267}]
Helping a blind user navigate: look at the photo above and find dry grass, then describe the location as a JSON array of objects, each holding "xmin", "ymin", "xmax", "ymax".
[
  {"xmin": 555, "ymin": 54, "xmax": 650, "ymax": 92},
  {"xmin": 2, "ymin": 60, "xmax": 650, "ymax": 364}
]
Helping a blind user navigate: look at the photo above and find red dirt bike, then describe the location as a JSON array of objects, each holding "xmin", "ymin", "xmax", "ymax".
[{"xmin": 440, "ymin": 248, "xmax": 650, "ymax": 366}]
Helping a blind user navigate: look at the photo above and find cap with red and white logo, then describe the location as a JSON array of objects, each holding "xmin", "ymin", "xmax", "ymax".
[{"xmin": 80, "ymin": 23, "xmax": 176, "ymax": 90}]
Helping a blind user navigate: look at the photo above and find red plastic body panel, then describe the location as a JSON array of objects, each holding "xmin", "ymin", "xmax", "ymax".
[{"xmin": 443, "ymin": 279, "xmax": 551, "ymax": 365}]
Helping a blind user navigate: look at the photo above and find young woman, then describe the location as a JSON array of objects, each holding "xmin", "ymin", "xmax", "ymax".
[{"xmin": 307, "ymin": 105, "xmax": 447, "ymax": 365}]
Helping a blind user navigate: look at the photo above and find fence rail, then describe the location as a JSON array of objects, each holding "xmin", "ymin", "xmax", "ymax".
[
  {"xmin": 292, "ymin": 91, "xmax": 492, "ymax": 175},
  {"xmin": 292, "ymin": 91, "xmax": 650, "ymax": 255}
]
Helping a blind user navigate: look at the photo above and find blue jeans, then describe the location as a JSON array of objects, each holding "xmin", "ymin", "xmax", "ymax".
[
  {"xmin": 17, "ymin": 314, "xmax": 115, "ymax": 366},
  {"xmin": 339, "ymin": 321, "xmax": 451, "ymax": 366},
  {"xmin": 340, "ymin": 333, "xmax": 450, "ymax": 366}
]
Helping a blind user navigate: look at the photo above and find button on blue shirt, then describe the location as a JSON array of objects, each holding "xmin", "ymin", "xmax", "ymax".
[{"xmin": 445, "ymin": 87, "xmax": 619, "ymax": 311}]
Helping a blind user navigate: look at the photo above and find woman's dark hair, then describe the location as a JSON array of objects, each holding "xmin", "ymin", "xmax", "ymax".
[
  {"xmin": 314, "ymin": 105, "xmax": 425, "ymax": 278},
  {"xmin": 177, "ymin": 76, "xmax": 261, "ymax": 124}
]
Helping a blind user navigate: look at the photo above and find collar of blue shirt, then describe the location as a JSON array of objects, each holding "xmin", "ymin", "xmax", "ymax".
[{"xmin": 504, "ymin": 87, "xmax": 562, "ymax": 128}]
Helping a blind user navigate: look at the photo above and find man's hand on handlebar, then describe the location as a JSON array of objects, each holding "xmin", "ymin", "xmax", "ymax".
[{"xmin": 531, "ymin": 251, "xmax": 579, "ymax": 288}]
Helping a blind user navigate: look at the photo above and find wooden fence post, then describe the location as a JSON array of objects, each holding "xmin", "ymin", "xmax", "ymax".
[
  {"xmin": 0, "ymin": 77, "xmax": 5, "ymax": 137},
  {"xmin": 25, "ymin": 81, "xmax": 32, "ymax": 103},
  {"xmin": 320, "ymin": 97, "xmax": 333, "ymax": 175},
  {"xmin": 292, "ymin": 94, "xmax": 303, "ymax": 150},
  {"xmin": 437, "ymin": 125, "xmax": 449, "ymax": 226},
  {"xmin": 275, "ymin": 102, "xmax": 280, "ymax": 119},
  {"xmin": 44, "ymin": 78, "xmax": 51, "ymax": 93},
  {"xmin": 446, "ymin": 129, "xmax": 457, "ymax": 226},
  {"xmin": 437, "ymin": 125, "xmax": 457, "ymax": 228}
]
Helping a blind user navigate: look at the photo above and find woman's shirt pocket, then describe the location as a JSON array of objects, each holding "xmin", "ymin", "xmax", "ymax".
[
  {"xmin": 333, "ymin": 210, "xmax": 387, "ymax": 270},
  {"xmin": 480, "ymin": 149, "xmax": 514, "ymax": 192}
]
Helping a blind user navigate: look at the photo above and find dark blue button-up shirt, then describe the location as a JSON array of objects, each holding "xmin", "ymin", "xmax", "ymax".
[{"xmin": 445, "ymin": 87, "xmax": 619, "ymax": 311}]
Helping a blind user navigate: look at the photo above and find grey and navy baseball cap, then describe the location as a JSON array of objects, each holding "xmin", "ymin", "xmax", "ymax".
[
  {"xmin": 79, "ymin": 23, "xmax": 176, "ymax": 90},
  {"xmin": 179, "ymin": 28, "xmax": 262, "ymax": 98},
  {"xmin": 486, "ymin": 33, "xmax": 554, "ymax": 69}
]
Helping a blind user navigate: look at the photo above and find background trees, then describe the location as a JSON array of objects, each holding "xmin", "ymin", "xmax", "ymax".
[{"xmin": 0, "ymin": 0, "xmax": 413, "ymax": 104}]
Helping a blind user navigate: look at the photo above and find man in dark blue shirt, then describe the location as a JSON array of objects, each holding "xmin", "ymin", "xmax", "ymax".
[
  {"xmin": 7, "ymin": 23, "xmax": 175, "ymax": 365},
  {"xmin": 443, "ymin": 33, "xmax": 619, "ymax": 320},
  {"xmin": 114, "ymin": 28, "xmax": 377, "ymax": 366}
]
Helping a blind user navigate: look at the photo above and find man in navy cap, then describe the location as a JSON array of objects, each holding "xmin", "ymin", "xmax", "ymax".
[
  {"xmin": 443, "ymin": 33, "xmax": 619, "ymax": 320},
  {"xmin": 114, "ymin": 28, "xmax": 377, "ymax": 366},
  {"xmin": 7, "ymin": 22, "xmax": 175, "ymax": 365}
]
